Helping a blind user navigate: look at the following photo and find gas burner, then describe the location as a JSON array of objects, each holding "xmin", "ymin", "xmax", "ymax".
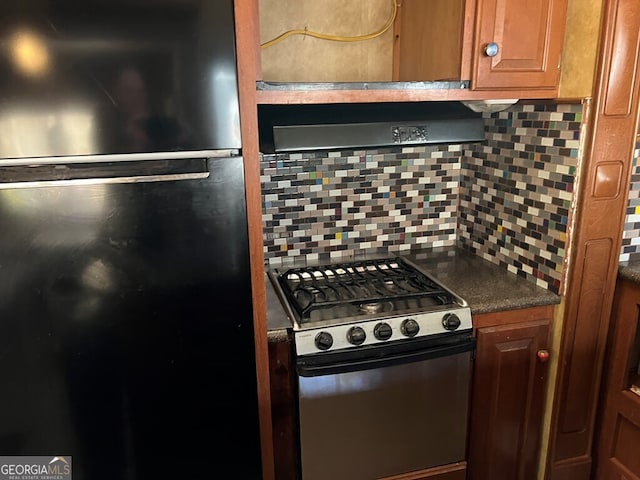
[
  {"xmin": 272, "ymin": 257, "xmax": 455, "ymax": 323},
  {"xmin": 359, "ymin": 302, "xmax": 393, "ymax": 314}
]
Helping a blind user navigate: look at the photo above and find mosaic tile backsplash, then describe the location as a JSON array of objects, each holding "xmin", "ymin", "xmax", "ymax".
[
  {"xmin": 262, "ymin": 144, "xmax": 466, "ymax": 263},
  {"xmin": 620, "ymin": 144, "xmax": 640, "ymax": 263},
  {"xmin": 458, "ymin": 103, "xmax": 582, "ymax": 293},
  {"xmin": 261, "ymin": 102, "xmax": 584, "ymax": 294}
]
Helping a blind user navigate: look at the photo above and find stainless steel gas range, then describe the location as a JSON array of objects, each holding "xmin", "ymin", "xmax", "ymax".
[{"xmin": 269, "ymin": 256, "xmax": 476, "ymax": 480}]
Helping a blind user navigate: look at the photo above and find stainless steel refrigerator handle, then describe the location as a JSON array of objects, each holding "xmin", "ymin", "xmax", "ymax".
[
  {"xmin": 0, "ymin": 150, "xmax": 237, "ymax": 167},
  {"xmin": 0, "ymin": 171, "xmax": 211, "ymax": 189}
]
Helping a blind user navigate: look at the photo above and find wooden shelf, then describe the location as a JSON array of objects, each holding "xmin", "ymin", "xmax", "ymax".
[{"xmin": 255, "ymin": 83, "xmax": 558, "ymax": 105}]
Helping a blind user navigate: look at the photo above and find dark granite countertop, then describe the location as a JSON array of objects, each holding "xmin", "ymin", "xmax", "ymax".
[
  {"xmin": 404, "ymin": 248, "xmax": 561, "ymax": 315},
  {"xmin": 265, "ymin": 272, "xmax": 293, "ymax": 341},
  {"xmin": 618, "ymin": 260, "xmax": 640, "ymax": 284},
  {"xmin": 266, "ymin": 246, "xmax": 561, "ymax": 337}
]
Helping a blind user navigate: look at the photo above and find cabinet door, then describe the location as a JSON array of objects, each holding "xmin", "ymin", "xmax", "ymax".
[
  {"xmin": 472, "ymin": 0, "xmax": 568, "ymax": 90},
  {"xmin": 468, "ymin": 319, "xmax": 550, "ymax": 480},
  {"xmin": 596, "ymin": 279, "xmax": 640, "ymax": 480}
]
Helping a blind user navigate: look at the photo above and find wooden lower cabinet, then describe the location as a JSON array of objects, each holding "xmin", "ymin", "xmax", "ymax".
[
  {"xmin": 467, "ymin": 307, "xmax": 552, "ymax": 480},
  {"xmin": 595, "ymin": 278, "xmax": 640, "ymax": 480},
  {"xmin": 268, "ymin": 336, "xmax": 299, "ymax": 480}
]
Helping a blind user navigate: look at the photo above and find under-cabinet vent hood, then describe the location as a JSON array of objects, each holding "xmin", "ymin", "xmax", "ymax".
[{"xmin": 258, "ymin": 102, "xmax": 486, "ymax": 153}]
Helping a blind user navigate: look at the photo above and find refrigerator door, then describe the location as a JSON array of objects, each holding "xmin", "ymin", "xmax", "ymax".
[
  {"xmin": 0, "ymin": 156, "xmax": 261, "ymax": 479},
  {"xmin": 0, "ymin": 0, "xmax": 241, "ymax": 159}
]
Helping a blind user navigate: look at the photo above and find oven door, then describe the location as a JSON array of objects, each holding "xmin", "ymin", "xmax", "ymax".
[{"xmin": 296, "ymin": 331, "xmax": 475, "ymax": 480}]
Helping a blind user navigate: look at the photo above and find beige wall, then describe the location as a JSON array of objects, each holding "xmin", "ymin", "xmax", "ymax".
[
  {"xmin": 558, "ymin": 0, "xmax": 604, "ymax": 99},
  {"xmin": 259, "ymin": 0, "xmax": 394, "ymax": 82}
]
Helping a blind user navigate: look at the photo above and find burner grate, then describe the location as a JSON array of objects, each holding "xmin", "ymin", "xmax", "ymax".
[{"xmin": 276, "ymin": 257, "xmax": 453, "ymax": 322}]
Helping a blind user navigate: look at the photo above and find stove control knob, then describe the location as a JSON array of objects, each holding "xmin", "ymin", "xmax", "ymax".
[
  {"xmin": 374, "ymin": 322, "xmax": 393, "ymax": 341},
  {"xmin": 347, "ymin": 326, "xmax": 366, "ymax": 345},
  {"xmin": 401, "ymin": 319, "xmax": 420, "ymax": 337},
  {"xmin": 314, "ymin": 331, "xmax": 334, "ymax": 351},
  {"xmin": 442, "ymin": 313, "xmax": 462, "ymax": 331}
]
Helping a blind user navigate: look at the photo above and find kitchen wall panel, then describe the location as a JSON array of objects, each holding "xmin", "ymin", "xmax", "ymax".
[
  {"xmin": 557, "ymin": 0, "xmax": 604, "ymax": 99},
  {"xmin": 259, "ymin": 0, "xmax": 393, "ymax": 82}
]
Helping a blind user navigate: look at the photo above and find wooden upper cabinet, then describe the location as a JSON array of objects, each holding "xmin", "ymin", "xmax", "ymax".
[
  {"xmin": 252, "ymin": 0, "xmax": 571, "ymax": 103},
  {"xmin": 471, "ymin": 0, "xmax": 569, "ymax": 91}
]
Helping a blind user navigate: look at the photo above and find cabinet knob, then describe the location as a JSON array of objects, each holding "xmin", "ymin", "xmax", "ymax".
[
  {"xmin": 484, "ymin": 42, "xmax": 499, "ymax": 57},
  {"xmin": 537, "ymin": 350, "xmax": 550, "ymax": 362}
]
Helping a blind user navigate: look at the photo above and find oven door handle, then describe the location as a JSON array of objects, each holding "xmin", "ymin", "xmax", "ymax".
[{"xmin": 296, "ymin": 333, "xmax": 476, "ymax": 377}]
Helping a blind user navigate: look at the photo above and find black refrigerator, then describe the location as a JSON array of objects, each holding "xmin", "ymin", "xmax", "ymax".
[{"xmin": 0, "ymin": 1, "xmax": 263, "ymax": 478}]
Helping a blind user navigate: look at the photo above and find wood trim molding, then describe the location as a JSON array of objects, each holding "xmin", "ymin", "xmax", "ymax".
[
  {"xmin": 546, "ymin": 0, "xmax": 640, "ymax": 478},
  {"xmin": 472, "ymin": 305, "xmax": 554, "ymax": 330},
  {"xmin": 255, "ymin": 86, "xmax": 558, "ymax": 104},
  {"xmin": 233, "ymin": 1, "xmax": 275, "ymax": 479}
]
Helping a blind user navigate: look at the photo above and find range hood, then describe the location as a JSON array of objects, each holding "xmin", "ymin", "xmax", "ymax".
[{"xmin": 258, "ymin": 101, "xmax": 486, "ymax": 153}]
